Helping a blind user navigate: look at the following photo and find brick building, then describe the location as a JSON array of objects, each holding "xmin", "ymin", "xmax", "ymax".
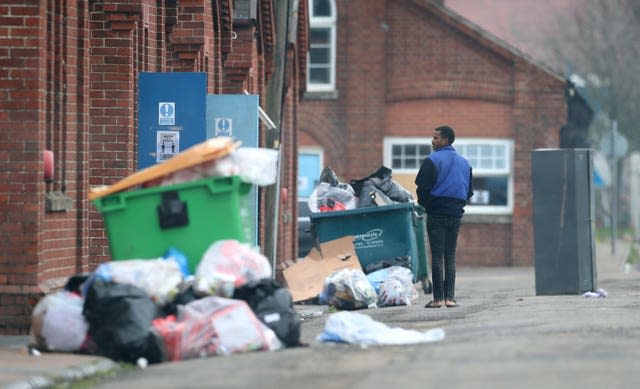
[
  {"xmin": 0, "ymin": 0, "xmax": 308, "ymax": 334},
  {"xmin": 297, "ymin": 0, "xmax": 568, "ymax": 267}
]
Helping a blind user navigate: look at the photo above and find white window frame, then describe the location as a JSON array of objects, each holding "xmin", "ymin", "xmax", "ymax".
[
  {"xmin": 383, "ymin": 137, "xmax": 514, "ymax": 215},
  {"xmin": 307, "ymin": 0, "xmax": 337, "ymax": 92},
  {"xmin": 456, "ymin": 138, "xmax": 514, "ymax": 215},
  {"xmin": 383, "ymin": 137, "xmax": 431, "ymax": 174}
]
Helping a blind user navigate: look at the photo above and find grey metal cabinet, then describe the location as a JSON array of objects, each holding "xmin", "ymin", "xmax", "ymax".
[{"xmin": 531, "ymin": 149, "xmax": 597, "ymax": 295}]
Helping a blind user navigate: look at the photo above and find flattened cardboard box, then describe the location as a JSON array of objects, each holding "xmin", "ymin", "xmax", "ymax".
[{"xmin": 283, "ymin": 235, "xmax": 362, "ymax": 302}]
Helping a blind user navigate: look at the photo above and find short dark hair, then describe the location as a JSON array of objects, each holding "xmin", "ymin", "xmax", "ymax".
[{"xmin": 435, "ymin": 125, "xmax": 455, "ymax": 144}]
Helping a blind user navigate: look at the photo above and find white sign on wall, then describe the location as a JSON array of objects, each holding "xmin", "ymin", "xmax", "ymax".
[
  {"xmin": 158, "ymin": 102, "xmax": 176, "ymax": 125},
  {"xmin": 214, "ymin": 117, "xmax": 233, "ymax": 137},
  {"xmin": 156, "ymin": 131, "xmax": 180, "ymax": 162}
]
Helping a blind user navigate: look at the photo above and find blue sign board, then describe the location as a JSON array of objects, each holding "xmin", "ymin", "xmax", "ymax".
[
  {"xmin": 206, "ymin": 94, "xmax": 260, "ymax": 245},
  {"xmin": 138, "ymin": 72, "xmax": 207, "ymax": 169}
]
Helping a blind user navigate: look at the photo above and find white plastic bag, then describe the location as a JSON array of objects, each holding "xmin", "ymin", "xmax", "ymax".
[
  {"xmin": 317, "ymin": 311, "xmax": 445, "ymax": 346},
  {"xmin": 150, "ymin": 147, "xmax": 278, "ymax": 187},
  {"xmin": 309, "ymin": 182, "xmax": 358, "ymax": 212},
  {"xmin": 319, "ymin": 268, "xmax": 378, "ymax": 310},
  {"xmin": 181, "ymin": 296, "xmax": 281, "ymax": 355},
  {"xmin": 154, "ymin": 296, "xmax": 282, "ymax": 361},
  {"xmin": 231, "ymin": 147, "xmax": 279, "ymax": 186},
  {"xmin": 89, "ymin": 257, "xmax": 184, "ymax": 305},
  {"xmin": 376, "ymin": 266, "xmax": 418, "ymax": 306},
  {"xmin": 195, "ymin": 240, "xmax": 272, "ymax": 297},
  {"xmin": 30, "ymin": 291, "xmax": 88, "ymax": 352}
]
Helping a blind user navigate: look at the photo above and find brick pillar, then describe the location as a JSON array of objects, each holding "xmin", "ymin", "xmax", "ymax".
[
  {"xmin": 88, "ymin": 1, "xmax": 144, "ymax": 266},
  {"xmin": 511, "ymin": 61, "xmax": 565, "ymax": 266},
  {"xmin": 343, "ymin": 1, "xmax": 387, "ymax": 179},
  {"xmin": 0, "ymin": 2, "xmax": 47, "ymax": 333}
]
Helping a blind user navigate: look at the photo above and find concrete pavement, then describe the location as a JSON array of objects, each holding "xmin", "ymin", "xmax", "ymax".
[{"xmin": 1, "ymin": 237, "xmax": 637, "ymax": 389}]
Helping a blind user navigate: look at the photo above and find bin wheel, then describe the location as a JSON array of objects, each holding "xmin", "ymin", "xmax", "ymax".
[{"xmin": 421, "ymin": 278, "xmax": 432, "ymax": 294}]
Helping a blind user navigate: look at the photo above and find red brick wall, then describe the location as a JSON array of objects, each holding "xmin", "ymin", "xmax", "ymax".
[
  {"xmin": 41, "ymin": 0, "xmax": 91, "ymax": 284},
  {"xmin": 298, "ymin": 0, "xmax": 566, "ymax": 268},
  {"xmin": 459, "ymin": 223, "xmax": 511, "ymax": 266},
  {"xmin": 0, "ymin": 1, "xmax": 46, "ymax": 333},
  {"xmin": 0, "ymin": 0, "xmax": 94, "ymax": 334},
  {"xmin": 386, "ymin": 1, "xmax": 514, "ymax": 105},
  {"xmin": 385, "ymin": 100, "xmax": 514, "ymax": 138},
  {"xmin": 341, "ymin": 0, "xmax": 387, "ymax": 179}
]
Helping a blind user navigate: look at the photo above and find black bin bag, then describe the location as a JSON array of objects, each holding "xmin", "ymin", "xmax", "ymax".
[
  {"xmin": 350, "ymin": 166, "xmax": 413, "ymax": 204},
  {"xmin": 83, "ymin": 280, "xmax": 166, "ymax": 364},
  {"xmin": 233, "ymin": 278, "xmax": 301, "ymax": 347}
]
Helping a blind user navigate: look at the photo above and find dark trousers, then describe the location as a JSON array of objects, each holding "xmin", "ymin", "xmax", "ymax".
[{"xmin": 427, "ymin": 214, "xmax": 462, "ymax": 301}]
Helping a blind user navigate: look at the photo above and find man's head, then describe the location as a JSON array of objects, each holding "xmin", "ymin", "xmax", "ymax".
[{"xmin": 432, "ymin": 125, "xmax": 455, "ymax": 150}]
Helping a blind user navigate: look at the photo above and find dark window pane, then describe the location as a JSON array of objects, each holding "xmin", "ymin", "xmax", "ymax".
[
  {"xmin": 469, "ymin": 176, "xmax": 508, "ymax": 206},
  {"xmin": 313, "ymin": 0, "xmax": 331, "ymax": 17},
  {"xmin": 405, "ymin": 145, "xmax": 416, "ymax": 155},
  {"xmin": 406, "ymin": 158, "xmax": 417, "ymax": 168},
  {"xmin": 392, "ymin": 158, "xmax": 402, "ymax": 169},
  {"xmin": 310, "ymin": 68, "xmax": 330, "ymax": 83},
  {"xmin": 310, "ymin": 28, "xmax": 330, "ymax": 44},
  {"xmin": 310, "ymin": 48, "xmax": 330, "ymax": 64},
  {"xmin": 392, "ymin": 145, "xmax": 401, "ymax": 156},
  {"xmin": 419, "ymin": 145, "xmax": 430, "ymax": 156}
]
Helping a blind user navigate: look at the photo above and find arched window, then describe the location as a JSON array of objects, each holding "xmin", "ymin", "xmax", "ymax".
[{"xmin": 307, "ymin": 0, "xmax": 336, "ymax": 92}]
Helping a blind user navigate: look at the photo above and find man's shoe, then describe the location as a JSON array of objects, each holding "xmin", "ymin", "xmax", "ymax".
[{"xmin": 425, "ymin": 300, "xmax": 443, "ymax": 308}]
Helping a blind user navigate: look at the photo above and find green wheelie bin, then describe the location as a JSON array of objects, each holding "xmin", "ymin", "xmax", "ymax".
[{"xmin": 309, "ymin": 202, "xmax": 431, "ymax": 293}]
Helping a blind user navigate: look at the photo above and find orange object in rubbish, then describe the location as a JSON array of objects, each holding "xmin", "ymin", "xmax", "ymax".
[{"xmin": 88, "ymin": 137, "xmax": 240, "ymax": 201}]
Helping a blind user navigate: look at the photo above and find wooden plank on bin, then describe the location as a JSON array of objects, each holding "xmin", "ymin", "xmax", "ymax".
[{"xmin": 88, "ymin": 137, "xmax": 240, "ymax": 200}]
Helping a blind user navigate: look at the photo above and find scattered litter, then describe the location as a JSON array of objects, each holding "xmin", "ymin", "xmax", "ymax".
[
  {"xmin": 583, "ymin": 288, "xmax": 608, "ymax": 298},
  {"xmin": 317, "ymin": 311, "xmax": 445, "ymax": 346},
  {"xmin": 299, "ymin": 310, "xmax": 324, "ymax": 320}
]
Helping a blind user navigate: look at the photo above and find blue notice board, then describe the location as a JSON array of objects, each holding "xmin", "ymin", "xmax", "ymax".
[
  {"xmin": 206, "ymin": 94, "xmax": 260, "ymax": 246},
  {"xmin": 138, "ymin": 72, "xmax": 207, "ymax": 170}
]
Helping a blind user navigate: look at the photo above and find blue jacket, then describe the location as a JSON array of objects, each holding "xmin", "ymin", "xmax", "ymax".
[{"xmin": 415, "ymin": 145, "xmax": 473, "ymax": 218}]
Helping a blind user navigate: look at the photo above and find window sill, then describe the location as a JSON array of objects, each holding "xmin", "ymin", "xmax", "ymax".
[
  {"xmin": 45, "ymin": 191, "xmax": 73, "ymax": 212},
  {"xmin": 304, "ymin": 90, "xmax": 339, "ymax": 100}
]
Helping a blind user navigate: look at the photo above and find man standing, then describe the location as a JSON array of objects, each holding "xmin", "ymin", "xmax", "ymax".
[{"xmin": 415, "ymin": 126, "xmax": 473, "ymax": 308}]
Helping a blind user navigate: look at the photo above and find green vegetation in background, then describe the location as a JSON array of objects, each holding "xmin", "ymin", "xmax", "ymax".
[{"xmin": 595, "ymin": 227, "xmax": 635, "ymax": 242}]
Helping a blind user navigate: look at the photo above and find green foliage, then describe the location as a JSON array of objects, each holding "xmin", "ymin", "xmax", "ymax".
[{"xmin": 595, "ymin": 227, "xmax": 635, "ymax": 242}]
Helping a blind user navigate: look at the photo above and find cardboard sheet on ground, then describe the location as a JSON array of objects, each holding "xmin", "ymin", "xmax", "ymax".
[{"xmin": 283, "ymin": 236, "xmax": 362, "ymax": 302}]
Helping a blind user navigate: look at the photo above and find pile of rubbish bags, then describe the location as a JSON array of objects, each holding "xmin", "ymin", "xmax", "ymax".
[
  {"xmin": 31, "ymin": 142, "xmax": 297, "ymax": 364},
  {"xmin": 29, "ymin": 240, "xmax": 301, "ymax": 364},
  {"xmin": 320, "ymin": 266, "xmax": 419, "ymax": 310},
  {"xmin": 308, "ymin": 166, "xmax": 414, "ymax": 212}
]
